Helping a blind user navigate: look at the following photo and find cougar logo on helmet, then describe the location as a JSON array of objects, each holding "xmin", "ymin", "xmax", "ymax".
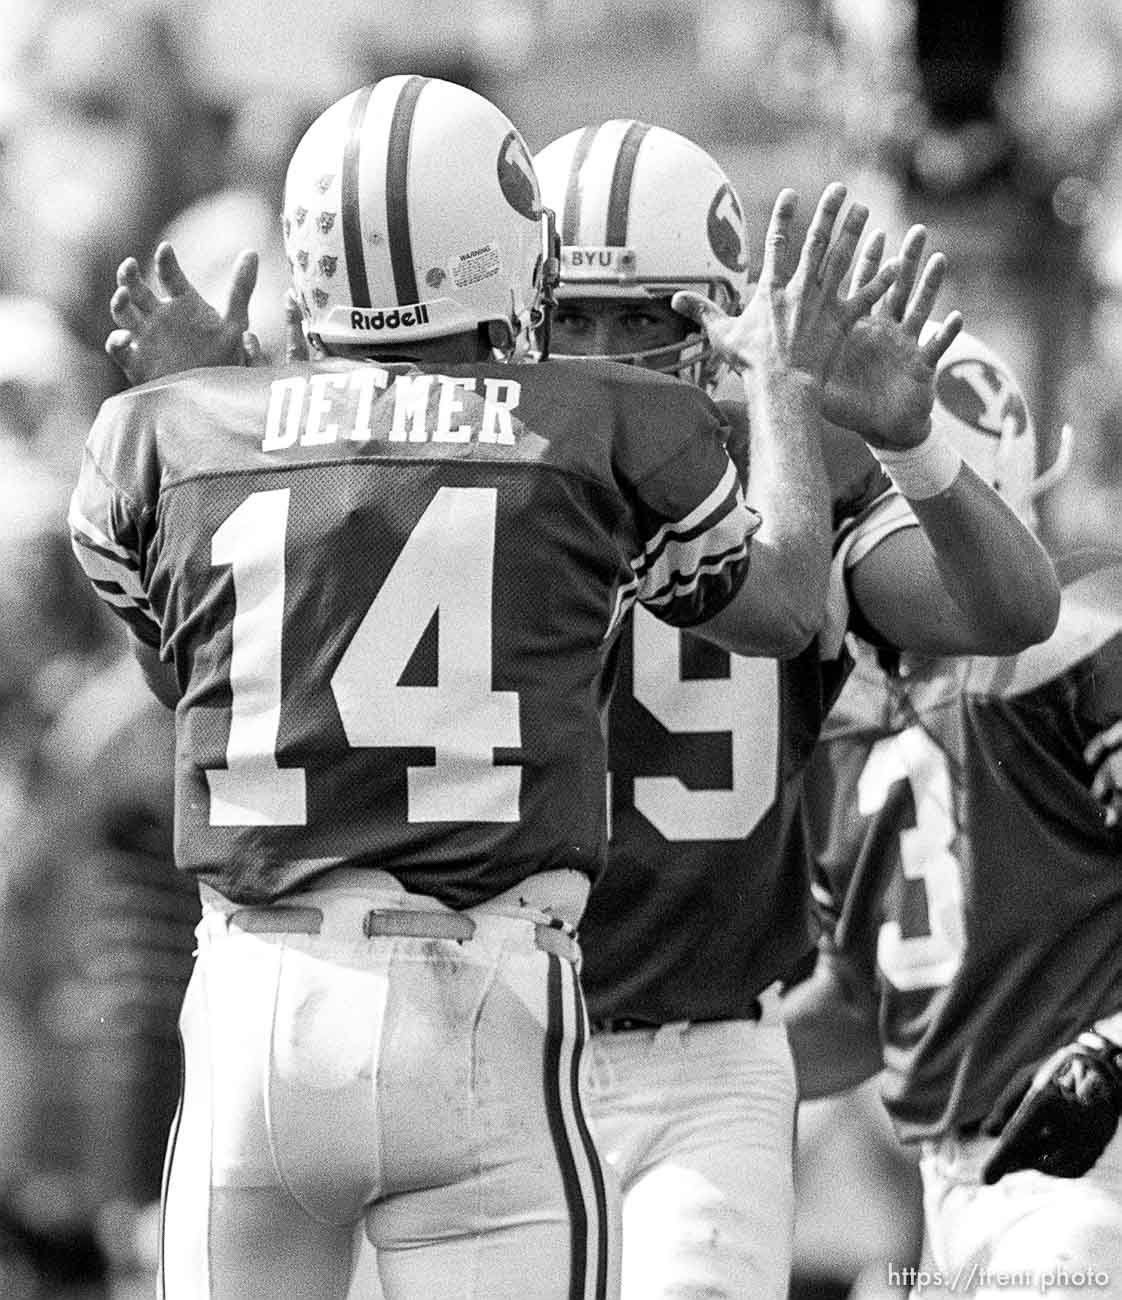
[
  {"xmin": 936, "ymin": 359, "xmax": 1029, "ymax": 442},
  {"xmin": 498, "ymin": 131, "xmax": 541, "ymax": 221},
  {"xmin": 708, "ymin": 184, "xmax": 748, "ymax": 274},
  {"xmin": 926, "ymin": 329, "xmax": 1069, "ymax": 528}
]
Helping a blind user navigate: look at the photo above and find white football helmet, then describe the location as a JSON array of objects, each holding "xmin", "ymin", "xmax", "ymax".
[
  {"xmin": 931, "ymin": 329, "xmax": 1072, "ymax": 525},
  {"xmin": 534, "ymin": 120, "xmax": 751, "ymax": 388},
  {"xmin": 282, "ymin": 77, "xmax": 551, "ymax": 355}
]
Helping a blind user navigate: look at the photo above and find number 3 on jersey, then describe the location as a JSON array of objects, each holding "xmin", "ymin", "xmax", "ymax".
[
  {"xmin": 860, "ymin": 726, "xmax": 965, "ymax": 991},
  {"xmin": 206, "ymin": 486, "xmax": 521, "ymax": 826},
  {"xmin": 629, "ymin": 605, "xmax": 779, "ymax": 841}
]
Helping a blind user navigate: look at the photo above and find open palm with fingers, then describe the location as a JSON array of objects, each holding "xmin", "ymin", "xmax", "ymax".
[
  {"xmin": 824, "ymin": 225, "xmax": 964, "ymax": 448},
  {"xmin": 672, "ymin": 183, "xmax": 900, "ymax": 387},
  {"xmin": 106, "ymin": 242, "xmax": 260, "ymax": 386}
]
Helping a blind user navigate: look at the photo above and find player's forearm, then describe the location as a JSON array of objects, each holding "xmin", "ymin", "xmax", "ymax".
[
  {"xmin": 701, "ymin": 370, "xmax": 831, "ymax": 658},
  {"xmin": 901, "ymin": 463, "xmax": 1060, "ymax": 652},
  {"xmin": 851, "ymin": 452, "xmax": 1062, "ymax": 656}
]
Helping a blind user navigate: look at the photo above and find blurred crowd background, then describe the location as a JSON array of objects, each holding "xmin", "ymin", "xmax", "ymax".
[{"xmin": 0, "ymin": 0, "xmax": 1118, "ymax": 1295}]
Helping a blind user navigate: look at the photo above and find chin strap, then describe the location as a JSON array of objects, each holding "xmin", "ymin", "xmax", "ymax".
[{"xmin": 533, "ymin": 207, "xmax": 562, "ymax": 360}]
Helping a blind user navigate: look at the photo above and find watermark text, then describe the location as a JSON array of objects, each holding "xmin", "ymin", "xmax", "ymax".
[{"xmin": 888, "ymin": 1263, "xmax": 1112, "ymax": 1294}]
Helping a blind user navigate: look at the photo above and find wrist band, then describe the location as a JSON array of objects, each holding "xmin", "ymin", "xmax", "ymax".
[{"xmin": 874, "ymin": 430, "xmax": 963, "ymax": 499}]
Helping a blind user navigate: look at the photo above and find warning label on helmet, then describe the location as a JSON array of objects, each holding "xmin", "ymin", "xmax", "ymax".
[{"xmin": 452, "ymin": 244, "xmax": 501, "ymax": 288}]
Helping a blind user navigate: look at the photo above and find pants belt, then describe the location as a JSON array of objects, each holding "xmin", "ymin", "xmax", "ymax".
[
  {"xmin": 227, "ymin": 905, "xmax": 577, "ymax": 960},
  {"xmin": 590, "ymin": 1000, "xmax": 761, "ymax": 1034}
]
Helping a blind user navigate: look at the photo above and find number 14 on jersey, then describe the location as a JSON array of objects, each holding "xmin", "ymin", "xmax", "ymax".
[{"xmin": 206, "ymin": 486, "xmax": 522, "ymax": 827}]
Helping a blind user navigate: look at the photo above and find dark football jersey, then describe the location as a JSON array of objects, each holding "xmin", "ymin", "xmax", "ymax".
[
  {"xmin": 70, "ymin": 356, "xmax": 756, "ymax": 907},
  {"xmin": 804, "ymin": 558, "xmax": 1122, "ymax": 1142},
  {"xmin": 580, "ymin": 413, "xmax": 902, "ymax": 1023}
]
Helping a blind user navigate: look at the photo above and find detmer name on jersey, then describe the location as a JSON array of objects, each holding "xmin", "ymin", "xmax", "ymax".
[{"xmin": 262, "ymin": 369, "xmax": 522, "ymax": 450}]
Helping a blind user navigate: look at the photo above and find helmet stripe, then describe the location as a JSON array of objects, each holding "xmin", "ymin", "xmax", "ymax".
[
  {"xmin": 561, "ymin": 126, "xmax": 598, "ymax": 247},
  {"xmin": 341, "ymin": 84, "xmax": 375, "ymax": 309},
  {"xmin": 386, "ymin": 75, "xmax": 430, "ymax": 307},
  {"xmin": 605, "ymin": 121, "xmax": 651, "ymax": 246}
]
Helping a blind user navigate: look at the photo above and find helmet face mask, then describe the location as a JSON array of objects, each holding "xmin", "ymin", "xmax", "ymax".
[
  {"xmin": 550, "ymin": 288, "xmax": 720, "ymax": 385},
  {"xmin": 282, "ymin": 77, "xmax": 550, "ymax": 358},
  {"xmin": 534, "ymin": 120, "xmax": 750, "ymax": 390}
]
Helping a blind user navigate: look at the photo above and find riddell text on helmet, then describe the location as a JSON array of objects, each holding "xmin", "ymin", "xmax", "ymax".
[{"xmin": 350, "ymin": 305, "xmax": 431, "ymax": 330}]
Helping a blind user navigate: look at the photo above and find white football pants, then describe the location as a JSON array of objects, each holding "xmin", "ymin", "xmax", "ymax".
[
  {"xmin": 159, "ymin": 871, "xmax": 619, "ymax": 1300},
  {"xmin": 583, "ymin": 989, "xmax": 796, "ymax": 1300}
]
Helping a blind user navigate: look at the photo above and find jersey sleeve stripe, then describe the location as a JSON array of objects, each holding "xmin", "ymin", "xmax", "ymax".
[
  {"xmin": 88, "ymin": 576, "xmax": 152, "ymax": 610},
  {"xmin": 71, "ymin": 528, "xmax": 142, "ymax": 573},
  {"xmin": 638, "ymin": 461, "xmax": 741, "ymax": 566},
  {"xmin": 605, "ymin": 513, "xmax": 756, "ymax": 640},
  {"xmin": 605, "ymin": 578, "xmax": 641, "ymax": 640},
  {"xmin": 623, "ymin": 461, "xmax": 759, "ymax": 628},
  {"xmin": 837, "ymin": 489, "xmax": 915, "ymax": 568},
  {"xmin": 631, "ymin": 483, "xmax": 757, "ymax": 590},
  {"xmin": 67, "ymin": 495, "xmax": 140, "ymax": 566},
  {"xmin": 69, "ymin": 489, "xmax": 159, "ymax": 637},
  {"xmin": 71, "ymin": 536, "xmax": 149, "ymax": 602},
  {"xmin": 818, "ymin": 487, "xmax": 913, "ymax": 659},
  {"xmin": 639, "ymin": 542, "xmax": 754, "ymax": 629},
  {"xmin": 83, "ymin": 577, "xmax": 159, "ymax": 627},
  {"xmin": 641, "ymin": 534, "xmax": 751, "ymax": 608}
]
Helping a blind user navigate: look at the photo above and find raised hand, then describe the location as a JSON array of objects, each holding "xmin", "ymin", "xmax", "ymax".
[
  {"xmin": 106, "ymin": 242, "xmax": 261, "ymax": 386},
  {"xmin": 823, "ymin": 224, "xmax": 964, "ymax": 449},
  {"xmin": 672, "ymin": 183, "xmax": 899, "ymax": 387}
]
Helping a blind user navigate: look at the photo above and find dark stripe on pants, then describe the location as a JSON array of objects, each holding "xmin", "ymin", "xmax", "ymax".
[
  {"xmin": 544, "ymin": 955, "xmax": 591, "ymax": 1299},
  {"xmin": 156, "ymin": 1026, "xmax": 187, "ymax": 1299},
  {"xmin": 569, "ymin": 985, "xmax": 609, "ymax": 1299}
]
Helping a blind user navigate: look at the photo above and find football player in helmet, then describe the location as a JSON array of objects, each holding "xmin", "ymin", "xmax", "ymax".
[
  {"xmin": 785, "ymin": 332, "xmax": 1122, "ymax": 1299},
  {"xmin": 529, "ymin": 122, "xmax": 1060, "ymax": 1300},
  {"xmin": 72, "ymin": 77, "xmax": 905, "ymax": 1300},
  {"xmin": 537, "ymin": 120, "xmax": 750, "ymax": 390}
]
